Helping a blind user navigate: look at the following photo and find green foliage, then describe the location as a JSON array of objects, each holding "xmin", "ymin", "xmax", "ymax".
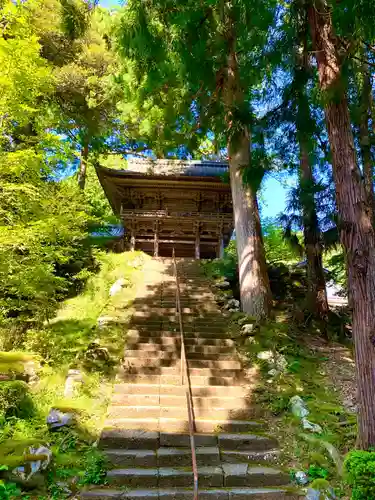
[
  {"xmin": 263, "ymin": 220, "xmax": 301, "ymax": 265},
  {"xmin": 78, "ymin": 449, "xmax": 107, "ymax": 485},
  {"xmin": 308, "ymin": 464, "xmax": 329, "ymax": 480},
  {"xmin": 345, "ymin": 451, "xmax": 375, "ymax": 500},
  {"xmin": 325, "ymin": 251, "xmax": 347, "ymax": 289},
  {"xmin": 0, "ymin": 477, "xmax": 22, "ymax": 500},
  {"xmin": 0, "ymin": 382, "xmax": 35, "ymax": 420}
]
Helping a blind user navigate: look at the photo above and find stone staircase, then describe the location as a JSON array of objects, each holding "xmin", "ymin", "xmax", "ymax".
[{"xmin": 81, "ymin": 259, "xmax": 299, "ymax": 499}]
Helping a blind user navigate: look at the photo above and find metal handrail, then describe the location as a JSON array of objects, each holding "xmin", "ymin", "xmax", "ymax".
[{"xmin": 172, "ymin": 249, "xmax": 199, "ymax": 500}]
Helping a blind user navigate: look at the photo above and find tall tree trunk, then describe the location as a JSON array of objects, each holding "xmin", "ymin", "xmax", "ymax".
[
  {"xmin": 359, "ymin": 62, "xmax": 374, "ymax": 216},
  {"xmin": 309, "ymin": 0, "xmax": 375, "ymax": 449},
  {"xmin": 299, "ymin": 143, "xmax": 329, "ymax": 319},
  {"xmin": 296, "ymin": 34, "xmax": 329, "ymax": 320},
  {"xmin": 228, "ymin": 130, "xmax": 272, "ymax": 317},
  {"xmin": 225, "ymin": 26, "xmax": 272, "ymax": 318},
  {"xmin": 78, "ymin": 140, "xmax": 89, "ymax": 190}
]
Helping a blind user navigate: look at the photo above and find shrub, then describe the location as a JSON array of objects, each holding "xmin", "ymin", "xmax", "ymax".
[
  {"xmin": 0, "ymin": 381, "xmax": 35, "ymax": 420},
  {"xmin": 345, "ymin": 450, "xmax": 375, "ymax": 499}
]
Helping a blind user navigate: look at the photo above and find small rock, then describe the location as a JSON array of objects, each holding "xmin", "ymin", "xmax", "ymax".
[
  {"xmin": 295, "ymin": 471, "xmax": 309, "ymax": 485},
  {"xmin": 23, "ymin": 360, "xmax": 40, "ymax": 385},
  {"xmin": 267, "ymin": 369, "xmax": 279, "ymax": 377},
  {"xmin": 64, "ymin": 369, "xmax": 83, "ymax": 398},
  {"xmin": 215, "ymin": 281, "xmax": 231, "ymax": 290},
  {"xmin": 109, "ymin": 278, "xmax": 129, "ymax": 297},
  {"xmin": 257, "ymin": 350, "xmax": 273, "ymax": 361},
  {"xmin": 290, "ymin": 395, "xmax": 310, "ymax": 418},
  {"xmin": 306, "ymin": 487, "xmax": 336, "ymax": 500},
  {"xmin": 97, "ymin": 316, "xmax": 117, "ymax": 328},
  {"xmin": 12, "ymin": 445, "xmax": 52, "ymax": 481},
  {"xmin": 302, "ymin": 418, "xmax": 323, "ymax": 433},
  {"xmin": 241, "ymin": 324, "xmax": 255, "ymax": 335},
  {"xmin": 245, "ymin": 337, "xmax": 256, "ymax": 346},
  {"xmin": 84, "ymin": 340, "xmax": 110, "ymax": 363},
  {"xmin": 228, "ymin": 308, "xmax": 240, "ymax": 313},
  {"xmin": 47, "ymin": 408, "xmax": 74, "ymax": 430},
  {"xmin": 275, "ymin": 353, "xmax": 288, "ymax": 372}
]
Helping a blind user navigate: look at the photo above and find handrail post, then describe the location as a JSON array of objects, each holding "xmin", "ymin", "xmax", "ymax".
[{"xmin": 172, "ymin": 248, "xmax": 198, "ymax": 500}]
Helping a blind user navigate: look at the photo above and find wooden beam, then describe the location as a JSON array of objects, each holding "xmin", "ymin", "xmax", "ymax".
[{"xmin": 135, "ymin": 238, "xmax": 215, "ymax": 245}]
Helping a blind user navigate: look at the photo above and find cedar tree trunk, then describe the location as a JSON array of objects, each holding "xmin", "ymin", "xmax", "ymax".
[
  {"xmin": 299, "ymin": 143, "xmax": 329, "ymax": 319},
  {"xmin": 225, "ymin": 34, "xmax": 272, "ymax": 318},
  {"xmin": 359, "ymin": 64, "xmax": 374, "ymax": 217},
  {"xmin": 309, "ymin": 0, "xmax": 375, "ymax": 449}
]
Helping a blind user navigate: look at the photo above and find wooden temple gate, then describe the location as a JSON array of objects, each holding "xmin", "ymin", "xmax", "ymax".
[{"xmin": 96, "ymin": 160, "xmax": 234, "ymax": 259}]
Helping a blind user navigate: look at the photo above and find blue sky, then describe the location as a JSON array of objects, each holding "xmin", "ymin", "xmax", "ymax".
[
  {"xmin": 98, "ymin": 0, "xmax": 289, "ymax": 219},
  {"xmin": 260, "ymin": 177, "xmax": 289, "ymax": 219},
  {"xmin": 99, "ymin": 0, "xmax": 120, "ymax": 8}
]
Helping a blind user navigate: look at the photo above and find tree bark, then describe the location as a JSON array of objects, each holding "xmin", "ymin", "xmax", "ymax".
[
  {"xmin": 299, "ymin": 143, "xmax": 329, "ymax": 319},
  {"xmin": 228, "ymin": 130, "xmax": 272, "ymax": 317},
  {"xmin": 359, "ymin": 62, "xmax": 374, "ymax": 217},
  {"xmin": 78, "ymin": 140, "xmax": 89, "ymax": 190},
  {"xmin": 224, "ymin": 25, "xmax": 272, "ymax": 318},
  {"xmin": 309, "ymin": 0, "xmax": 375, "ymax": 449}
]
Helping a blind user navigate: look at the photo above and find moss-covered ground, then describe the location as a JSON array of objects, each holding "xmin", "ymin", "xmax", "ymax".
[{"xmin": 0, "ymin": 251, "xmax": 147, "ymax": 499}]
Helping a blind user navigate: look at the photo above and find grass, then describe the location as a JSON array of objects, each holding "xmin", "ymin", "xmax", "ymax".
[
  {"xmin": 0, "ymin": 250, "xmax": 147, "ymax": 498},
  {"xmin": 231, "ymin": 312, "xmax": 356, "ymax": 497},
  {"xmin": 202, "ymin": 258, "xmax": 355, "ymax": 498}
]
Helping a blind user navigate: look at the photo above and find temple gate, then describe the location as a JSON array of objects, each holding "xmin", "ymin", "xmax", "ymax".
[{"xmin": 96, "ymin": 159, "xmax": 234, "ymax": 258}]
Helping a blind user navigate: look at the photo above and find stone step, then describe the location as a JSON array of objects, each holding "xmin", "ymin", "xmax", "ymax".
[
  {"xmin": 126, "ymin": 335, "xmax": 235, "ymax": 347},
  {"xmin": 221, "ymin": 465, "xmax": 289, "ymax": 488},
  {"xmin": 218, "ymin": 434, "xmax": 278, "ymax": 452},
  {"xmin": 99, "ymin": 429, "xmax": 159, "ymax": 450},
  {"xmin": 107, "ymin": 406, "xmax": 260, "ymax": 422},
  {"xmin": 159, "ymin": 433, "xmax": 217, "ymax": 447},
  {"xmin": 106, "ymin": 466, "xmax": 223, "ymax": 488},
  {"xmin": 118, "ymin": 364, "xmax": 244, "ymax": 380},
  {"xmin": 122, "ymin": 357, "xmax": 241, "ymax": 370},
  {"xmin": 104, "ymin": 446, "xmax": 221, "ymax": 467},
  {"xmin": 127, "ymin": 329, "xmax": 230, "ymax": 339},
  {"xmin": 99, "ymin": 430, "xmax": 218, "ymax": 450},
  {"xmin": 118, "ymin": 373, "xmax": 246, "ymax": 386},
  {"xmin": 124, "ymin": 346, "xmax": 236, "ymax": 357},
  {"xmin": 221, "ymin": 449, "xmax": 280, "ymax": 464},
  {"xmin": 103, "ymin": 465, "xmax": 288, "ymax": 489},
  {"xmin": 113, "ymin": 384, "xmax": 249, "ymax": 398},
  {"xmin": 80, "ymin": 487, "xmax": 302, "ymax": 499},
  {"xmin": 111, "ymin": 393, "xmax": 253, "ymax": 410},
  {"xmin": 125, "ymin": 350, "xmax": 237, "ymax": 361},
  {"xmin": 104, "ymin": 418, "xmax": 261, "ymax": 434},
  {"xmin": 132, "ymin": 309, "xmax": 224, "ymax": 318},
  {"xmin": 104, "ymin": 448, "xmax": 279, "ymax": 468}
]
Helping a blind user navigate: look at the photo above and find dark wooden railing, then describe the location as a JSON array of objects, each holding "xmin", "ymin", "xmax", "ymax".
[{"xmin": 172, "ymin": 249, "xmax": 199, "ymax": 500}]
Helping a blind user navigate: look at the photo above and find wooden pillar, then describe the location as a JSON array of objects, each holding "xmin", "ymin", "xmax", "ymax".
[
  {"xmin": 218, "ymin": 234, "xmax": 224, "ymax": 258},
  {"xmin": 130, "ymin": 228, "xmax": 136, "ymax": 251},
  {"xmin": 217, "ymin": 222, "xmax": 224, "ymax": 258},
  {"xmin": 195, "ymin": 234, "xmax": 200, "ymax": 259},
  {"xmin": 194, "ymin": 222, "xmax": 200, "ymax": 260},
  {"xmin": 153, "ymin": 221, "xmax": 159, "ymax": 257}
]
